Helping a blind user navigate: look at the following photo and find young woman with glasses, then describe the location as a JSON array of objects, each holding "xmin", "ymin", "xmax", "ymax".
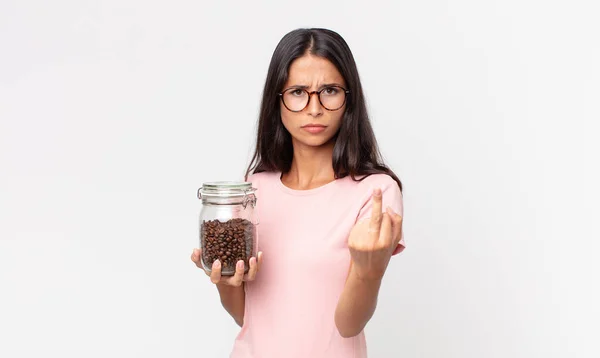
[{"xmin": 192, "ymin": 28, "xmax": 405, "ymax": 358}]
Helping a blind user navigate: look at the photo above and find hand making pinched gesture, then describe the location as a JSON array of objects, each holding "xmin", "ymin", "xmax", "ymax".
[{"xmin": 347, "ymin": 188, "xmax": 403, "ymax": 281}]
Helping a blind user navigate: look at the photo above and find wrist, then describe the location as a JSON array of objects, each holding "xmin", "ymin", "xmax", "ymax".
[
  {"xmin": 349, "ymin": 264, "xmax": 384, "ymax": 284},
  {"xmin": 216, "ymin": 281, "xmax": 245, "ymax": 293}
]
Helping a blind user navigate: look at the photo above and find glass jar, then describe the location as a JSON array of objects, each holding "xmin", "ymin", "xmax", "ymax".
[{"xmin": 197, "ymin": 181, "xmax": 258, "ymax": 276}]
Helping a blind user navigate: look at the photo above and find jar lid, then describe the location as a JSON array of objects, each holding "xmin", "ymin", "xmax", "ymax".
[{"xmin": 197, "ymin": 181, "xmax": 256, "ymax": 199}]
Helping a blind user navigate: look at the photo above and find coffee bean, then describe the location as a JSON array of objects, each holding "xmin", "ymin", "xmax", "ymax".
[{"xmin": 200, "ymin": 218, "xmax": 255, "ymax": 275}]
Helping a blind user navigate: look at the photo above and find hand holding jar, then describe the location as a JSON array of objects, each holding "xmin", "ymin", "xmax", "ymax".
[
  {"xmin": 191, "ymin": 181, "xmax": 263, "ymax": 286},
  {"xmin": 191, "ymin": 248, "xmax": 263, "ymax": 286}
]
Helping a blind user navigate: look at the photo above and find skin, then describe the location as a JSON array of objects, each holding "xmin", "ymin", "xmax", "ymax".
[
  {"xmin": 191, "ymin": 54, "xmax": 403, "ymax": 337},
  {"xmin": 279, "ymin": 54, "xmax": 345, "ymax": 190}
]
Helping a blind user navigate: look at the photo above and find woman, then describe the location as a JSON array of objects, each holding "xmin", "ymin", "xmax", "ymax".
[{"xmin": 191, "ymin": 28, "xmax": 405, "ymax": 358}]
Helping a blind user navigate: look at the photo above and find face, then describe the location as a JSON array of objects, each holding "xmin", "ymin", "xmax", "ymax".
[{"xmin": 279, "ymin": 54, "xmax": 347, "ymax": 149}]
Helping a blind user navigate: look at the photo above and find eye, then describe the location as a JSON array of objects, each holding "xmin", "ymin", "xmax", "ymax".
[
  {"xmin": 289, "ymin": 89, "xmax": 304, "ymax": 96},
  {"xmin": 323, "ymin": 87, "xmax": 339, "ymax": 95}
]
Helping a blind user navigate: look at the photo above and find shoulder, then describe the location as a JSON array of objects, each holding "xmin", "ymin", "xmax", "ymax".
[
  {"xmin": 342, "ymin": 173, "xmax": 402, "ymax": 209},
  {"xmin": 356, "ymin": 173, "xmax": 397, "ymax": 185},
  {"xmin": 351, "ymin": 173, "xmax": 400, "ymax": 193},
  {"xmin": 246, "ymin": 171, "xmax": 279, "ymax": 187},
  {"xmin": 354, "ymin": 173, "xmax": 404, "ymax": 221}
]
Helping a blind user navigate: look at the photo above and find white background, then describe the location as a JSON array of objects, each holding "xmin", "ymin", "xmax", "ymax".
[{"xmin": 1, "ymin": 1, "xmax": 598, "ymax": 357}]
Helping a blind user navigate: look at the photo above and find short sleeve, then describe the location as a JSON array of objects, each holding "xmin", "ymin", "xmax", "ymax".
[{"xmin": 355, "ymin": 175, "xmax": 405, "ymax": 255}]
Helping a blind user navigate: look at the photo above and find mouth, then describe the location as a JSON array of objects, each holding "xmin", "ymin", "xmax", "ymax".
[
  {"xmin": 301, "ymin": 124, "xmax": 327, "ymax": 134},
  {"xmin": 301, "ymin": 123, "xmax": 327, "ymax": 128}
]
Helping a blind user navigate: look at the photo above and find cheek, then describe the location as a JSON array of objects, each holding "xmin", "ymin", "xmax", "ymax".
[
  {"xmin": 279, "ymin": 109, "xmax": 295, "ymax": 132},
  {"xmin": 329, "ymin": 112, "xmax": 344, "ymax": 130}
]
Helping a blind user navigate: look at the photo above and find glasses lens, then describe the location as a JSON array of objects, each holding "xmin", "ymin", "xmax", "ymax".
[
  {"xmin": 282, "ymin": 89, "xmax": 308, "ymax": 111},
  {"xmin": 319, "ymin": 87, "xmax": 346, "ymax": 110}
]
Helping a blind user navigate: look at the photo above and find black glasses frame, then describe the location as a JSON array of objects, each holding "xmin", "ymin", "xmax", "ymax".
[{"xmin": 278, "ymin": 86, "xmax": 351, "ymax": 112}]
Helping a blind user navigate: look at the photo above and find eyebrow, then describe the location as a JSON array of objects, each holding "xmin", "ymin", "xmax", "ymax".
[{"xmin": 285, "ymin": 83, "xmax": 345, "ymax": 90}]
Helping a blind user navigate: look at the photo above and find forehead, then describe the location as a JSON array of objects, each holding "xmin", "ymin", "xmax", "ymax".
[{"xmin": 285, "ymin": 55, "xmax": 345, "ymax": 87}]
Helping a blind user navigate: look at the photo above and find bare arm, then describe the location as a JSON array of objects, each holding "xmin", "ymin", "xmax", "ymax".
[
  {"xmin": 191, "ymin": 249, "xmax": 263, "ymax": 327},
  {"xmin": 216, "ymin": 283, "xmax": 245, "ymax": 327},
  {"xmin": 335, "ymin": 188, "xmax": 403, "ymax": 337},
  {"xmin": 335, "ymin": 265, "xmax": 382, "ymax": 337}
]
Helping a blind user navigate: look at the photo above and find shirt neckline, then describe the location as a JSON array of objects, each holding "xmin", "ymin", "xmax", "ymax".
[{"xmin": 276, "ymin": 171, "xmax": 342, "ymax": 196}]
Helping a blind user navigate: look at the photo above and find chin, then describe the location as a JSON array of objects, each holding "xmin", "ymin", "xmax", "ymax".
[{"xmin": 293, "ymin": 134, "xmax": 335, "ymax": 148}]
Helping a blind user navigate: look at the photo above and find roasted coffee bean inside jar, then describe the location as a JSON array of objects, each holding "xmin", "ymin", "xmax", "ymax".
[{"xmin": 200, "ymin": 218, "xmax": 255, "ymax": 275}]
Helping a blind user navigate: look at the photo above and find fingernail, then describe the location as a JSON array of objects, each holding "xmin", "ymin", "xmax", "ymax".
[
  {"xmin": 237, "ymin": 260, "xmax": 244, "ymax": 270},
  {"xmin": 373, "ymin": 188, "xmax": 381, "ymax": 196},
  {"xmin": 213, "ymin": 260, "xmax": 221, "ymax": 268}
]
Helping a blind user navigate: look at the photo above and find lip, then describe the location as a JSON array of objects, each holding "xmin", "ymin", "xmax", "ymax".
[
  {"xmin": 301, "ymin": 124, "xmax": 327, "ymax": 134},
  {"xmin": 302, "ymin": 123, "xmax": 327, "ymax": 128}
]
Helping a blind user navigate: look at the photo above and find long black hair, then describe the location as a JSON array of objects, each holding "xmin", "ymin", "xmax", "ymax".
[{"xmin": 245, "ymin": 28, "xmax": 402, "ymax": 191}]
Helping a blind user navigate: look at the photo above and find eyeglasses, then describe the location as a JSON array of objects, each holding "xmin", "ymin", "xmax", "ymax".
[{"xmin": 278, "ymin": 86, "xmax": 350, "ymax": 112}]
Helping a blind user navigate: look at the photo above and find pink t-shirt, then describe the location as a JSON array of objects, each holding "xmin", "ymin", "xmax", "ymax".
[{"xmin": 230, "ymin": 171, "xmax": 405, "ymax": 358}]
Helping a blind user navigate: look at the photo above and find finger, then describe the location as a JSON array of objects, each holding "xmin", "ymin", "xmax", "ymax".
[
  {"xmin": 191, "ymin": 248, "xmax": 200, "ymax": 264},
  {"xmin": 387, "ymin": 207, "xmax": 403, "ymax": 246},
  {"xmin": 191, "ymin": 248, "xmax": 204, "ymax": 269},
  {"xmin": 225, "ymin": 260, "xmax": 244, "ymax": 286},
  {"xmin": 369, "ymin": 188, "xmax": 383, "ymax": 234},
  {"xmin": 379, "ymin": 211, "xmax": 393, "ymax": 244},
  {"xmin": 192, "ymin": 249, "xmax": 211, "ymax": 276},
  {"xmin": 257, "ymin": 251, "xmax": 264, "ymax": 272},
  {"xmin": 246, "ymin": 256, "xmax": 258, "ymax": 281},
  {"xmin": 210, "ymin": 260, "xmax": 222, "ymax": 284}
]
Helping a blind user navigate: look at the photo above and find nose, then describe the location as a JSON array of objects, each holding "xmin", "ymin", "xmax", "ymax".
[{"xmin": 306, "ymin": 92, "xmax": 323, "ymax": 117}]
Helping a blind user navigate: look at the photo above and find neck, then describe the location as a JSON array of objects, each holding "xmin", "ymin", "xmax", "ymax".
[{"xmin": 282, "ymin": 139, "xmax": 336, "ymax": 190}]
